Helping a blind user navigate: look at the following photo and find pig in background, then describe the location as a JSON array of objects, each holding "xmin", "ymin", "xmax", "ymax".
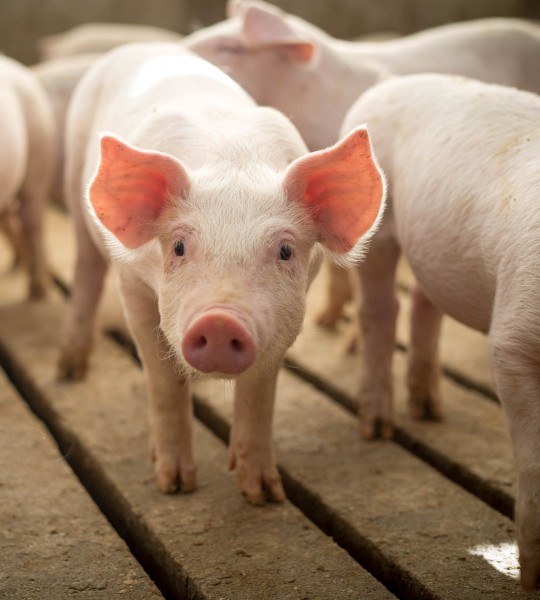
[
  {"xmin": 38, "ymin": 22, "xmax": 183, "ymax": 61},
  {"xmin": 0, "ymin": 55, "xmax": 55, "ymax": 298},
  {"xmin": 32, "ymin": 53, "xmax": 100, "ymax": 204},
  {"xmin": 342, "ymin": 72, "xmax": 540, "ymax": 591},
  {"xmin": 33, "ymin": 23, "xmax": 185, "ymax": 205},
  {"xmin": 29, "ymin": 14, "xmax": 400, "ymax": 209},
  {"xmin": 32, "ymin": 17, "xmax": 399, "ymax": 208},
  {"xmin": 185, "ymin": 0, "xmax": 540, "ymax": 157},
  {"xmin": 57, "ymin": 43, "xmax": 385, "ymax": 503},
  {"xmin": 183, "ymin": 0, "xmax": 540, "ymax": 329}
]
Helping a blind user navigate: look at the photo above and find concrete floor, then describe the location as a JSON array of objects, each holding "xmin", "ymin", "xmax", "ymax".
[{"xmin": 0, "ymin": 206, "xmax": 531, "ymax": 598}]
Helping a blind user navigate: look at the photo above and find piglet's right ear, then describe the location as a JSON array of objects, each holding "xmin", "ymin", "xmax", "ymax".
[{"xmin": 89, "ymin": 135, "xmax": 190, "ymax": 249}]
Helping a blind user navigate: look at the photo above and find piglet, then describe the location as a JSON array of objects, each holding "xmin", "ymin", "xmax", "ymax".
[
  {"xmin": 38, "ymin": 22, "xmax": 182, "ymax": 61},
  {"xmin": 342, "ymin": 72, "xmax": 540, "ymax": 591},
  {"xmin": 184, "ymin": 0, "xmax": 540, "ymax": 326},
  {"xmin": 0, "ymin": 55, "xmax": 55, "ymax": 297},
  {"xmin": 186, "ymin": 0, "xmax": 540, "ymax": 157},
  {"xmin": 57, "ymin": 44, "xmax": 385, "ymax": 503},
  {"xmin": 32, "ymin": 54, "xmax": 101, "ymax": 204}
]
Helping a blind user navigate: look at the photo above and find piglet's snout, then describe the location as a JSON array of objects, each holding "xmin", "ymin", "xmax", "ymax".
[{"xmin": 182, "ymin": 309, "xmax": 257, "ymax": 375}]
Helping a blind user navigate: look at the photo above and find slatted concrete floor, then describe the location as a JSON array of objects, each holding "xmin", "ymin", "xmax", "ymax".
[{"xmin": 0, "ymin": 205, "xmax": 531, "ymax": 599}]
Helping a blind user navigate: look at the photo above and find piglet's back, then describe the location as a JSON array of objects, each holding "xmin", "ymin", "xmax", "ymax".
[
  {"xmin": 346, "ymin": 73, "xmax": 540, "ymax": 235},
  {"xmin": 344, "ymin": 73, "xmax": 540, "ymax": 331}
]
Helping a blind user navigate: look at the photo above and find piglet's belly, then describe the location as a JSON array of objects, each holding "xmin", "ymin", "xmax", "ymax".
[{"xmin": 405, "ymin": 250, "xmax": 495, "ymax": 335}]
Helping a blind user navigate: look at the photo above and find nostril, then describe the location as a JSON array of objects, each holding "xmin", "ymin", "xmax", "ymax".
[
  {"xmin": 230, "ymin": 338, "xmax": 242, "ymax": 352},
  {"xmin": 194, "ymin": 335, "xmax": 207, "ymax": 349},
  {"xmin": 182, "ymin": 310, "xmax": 257, "ymax": 374}
]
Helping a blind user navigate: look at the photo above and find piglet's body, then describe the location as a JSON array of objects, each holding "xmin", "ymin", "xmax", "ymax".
[
  {"xmin": 33, "ymin": 54, "xmax": 101, "ymax": 204},
  {"xmin": 59, "ymin": 43, "xmax": 384, "ymax": 503},
  {"xmin": 343, "ymin": 72, "xmax": 540, "ymax": 590},
  {"xmin": 38, "ymin": 22, "xmax": 183, "ymax": 61},
  {"xmin": 0, "ymin": 56, "xmax": 55, "ymax": 297}
]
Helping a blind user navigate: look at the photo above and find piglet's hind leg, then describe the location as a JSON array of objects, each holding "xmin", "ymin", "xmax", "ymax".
[{"xmin": 316, "ymin": 263, "xmax": 353, "ymax": 328}]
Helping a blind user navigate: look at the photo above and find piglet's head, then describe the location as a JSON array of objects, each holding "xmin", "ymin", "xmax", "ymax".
[
  {"xmin": 184, "ymin": 1, "xmax": 316, "ymax": 102},
  {"xmin": 88, "ymin": 128, "xmax": 384, "ymax": 381},
  {"xmin": 237, "ymin": 2, "xmax": 315, "ymax": 62},
  {"xmin": 89, "ymin": 134, "xmax": 190, "ymax": 249},
  {"xmin": 284, "ymin": 126, "xmax": 385, "ymax": 256}
]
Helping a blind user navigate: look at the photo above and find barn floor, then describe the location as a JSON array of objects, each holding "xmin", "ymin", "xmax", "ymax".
[{"xmin": 0, "ymin": 204, "xmax": 531, "ymax": 599}]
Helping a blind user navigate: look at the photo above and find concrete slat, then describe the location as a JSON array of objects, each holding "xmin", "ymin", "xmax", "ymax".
[
  {"xmin": 40, "ymin": 205, "xmax": 520, "ymax": 596},
  {"xmin": 0, "ymin": 289, "xmax": 396, "ymax": 600},
  {"xmin": 0, "ymin": 363, "xmax": 162, "ymax": 599},
  {"xmin": 195, "ymin": 370, "xmax": 524, "ymax": 599},
  {"xmin": 289, "ymin": 264, "xmax": 514, "ymax": 510}
]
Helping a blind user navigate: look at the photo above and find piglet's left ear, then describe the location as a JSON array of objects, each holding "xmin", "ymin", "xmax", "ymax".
[
  {"xmin": 284, "ymin": 127, "xmax": 385, "ymax": 253},
  {"xmin": 90, "ymin": 134, "xmax": 190, "ymax": 249}
]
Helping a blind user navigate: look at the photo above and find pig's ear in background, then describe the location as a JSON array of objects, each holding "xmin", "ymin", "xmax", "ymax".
[
  {"xmin": 228, "ymin": 0, "xmax": 280, "ymax": 18},
  {"xmin": 284, "ymin": 127, "xmax": 385, "ymax": 254},
  {"xmin": 89, "ymin": 134, "xmax": 190, "ymax": 249},
  {"xmin": 226, "ymin": 0, "xmax": 243, "ymax": 18},
  {"xmin": 241, "ymin": 3, "xmax": 315, "ymax": 62}
]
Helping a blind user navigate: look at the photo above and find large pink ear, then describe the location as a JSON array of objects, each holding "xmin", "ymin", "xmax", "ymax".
[
  {"xmin": 240, "ymin": 4, "xmax": 315, "ymax": 62},
  {"xmin": 89, "ymin": 135, "xmax": 190, "ymax": 249},
  {"xmin": 284, "ymin": 127, "xmax": 385, "ymax": 253}
]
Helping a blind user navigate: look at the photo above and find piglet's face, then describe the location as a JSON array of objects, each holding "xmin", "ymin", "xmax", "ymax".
[
  {"xmin": 89, "ymin": 129, "xmax": 384, "ymax": 379},
  {"xmin": 157, "ymin": 174, "xmax": 314, "ymax": 378}
]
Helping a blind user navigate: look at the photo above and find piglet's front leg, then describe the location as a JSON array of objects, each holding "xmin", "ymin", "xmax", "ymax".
[
  {"xmin": 120, "ymin": 279, "xmax": 196, "ymax": 494},
  {"xmin": 356, "ymin": 239, "xmax": 400, "ymax": 440},
  {"xmin": 229, "ymin": 366, "xmax": 285, "ymax": 505},
  {"xmin": 316, "ymin": 263, "xmax": 353, "ymax": 328}
]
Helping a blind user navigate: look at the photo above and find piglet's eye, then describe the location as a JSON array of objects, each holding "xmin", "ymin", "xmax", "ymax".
[
  {"xmin": 216, "ymin": 41, "xmax": 245, "ymax": 54},
  {"xmin": 279, "ymin": 245, "xmax": 292, "ymax": 261},
  {"xmin": 174, "ymin": 241, "xmax": 185, "ymax": 257}
]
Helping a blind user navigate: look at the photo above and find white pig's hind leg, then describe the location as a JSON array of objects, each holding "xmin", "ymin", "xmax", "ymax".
[
  {"xmin": 15, "ymin": 97, "xmax": 54, "ymax": 299},
  {"xmin": 120, "ymin": 278, "xmax": 196, "ymax": 494},
  {"xmin": 316, "ymin": 263, "xmax": 353, "ymax": 328},
  {"xmin": 230, "ymin": 366, "xmax": 285, "ymax": 505},
  {"xmin": 57, "ymin": 221, "xmax": 107, "ymax": 380},
  {"xmin": 18, "ymin": 179, "xmax": 50, "ymax": 299},
  {"xmin": 488, "ymin": 330, "xmax": 540, "ymax": 592},
  {"xmin": 356, "ymin": 237, "xmax": 400, "ymax": 440},
  {"xmin": 0, "ymin": 202, "xmax": 26, "ymax": 269},
  {"xmin": 407, "ymin": 285, "xmax": 443, "ymax": 420}
]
